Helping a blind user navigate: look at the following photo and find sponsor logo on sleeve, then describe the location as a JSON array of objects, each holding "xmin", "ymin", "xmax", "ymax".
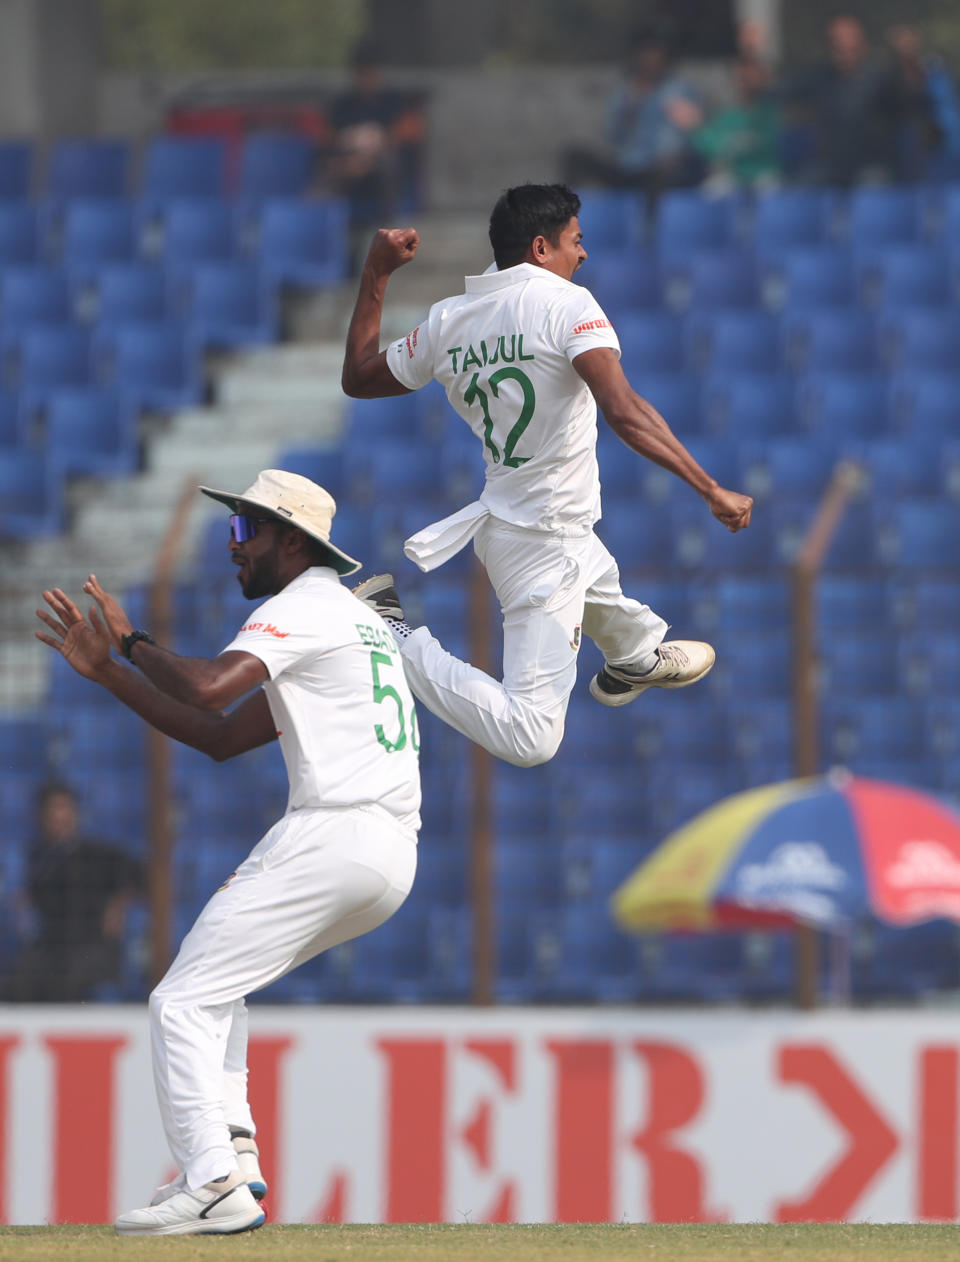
[
  {"xmin": 571, "ymin": 318, "xmax": 612, "ymax": 335},
  {"xmin": 239, "ymin": 621, "xmax": 289, "ymax": 639},
  {"xmin": 405, "ymin": 326, "xmax": 420, "ymax": 358}
]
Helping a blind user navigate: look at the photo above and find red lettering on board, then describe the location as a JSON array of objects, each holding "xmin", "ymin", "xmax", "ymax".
[
  {"xmin": 546, "ymin": 1040, "xmax": 613, "ymax": 1222},
  {"xmin": 378, "ymin": 1039, "xmax": 446, "ymax": 1222}
]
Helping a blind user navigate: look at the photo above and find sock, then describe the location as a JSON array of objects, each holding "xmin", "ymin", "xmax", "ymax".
[
  {"xmin": 389, "ymin": 618, "xmax": 415, "ymax": 641},
  {"xmin": 634, "ymin": 647, "xmax": 661, "ymax": 675},
  {"xmin": 229, "ymin": 1126, "xmax": 253, "ymax": 1140}
]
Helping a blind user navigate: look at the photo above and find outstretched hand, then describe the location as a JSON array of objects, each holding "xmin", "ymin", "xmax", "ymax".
[
  {"xmin": 35, "ymin": 588, "xmax": 112, "ymax": 680},
  {"xmin": 705, "ymin": 486, "xmax": 754, "ymax": 533},
  {"xmin": 363, "ymin": 227, "xmax": 420, "ymax": 277},
  {"xmin": 82, "ymin": 573, "xmax": 132, "ymax": 653}
]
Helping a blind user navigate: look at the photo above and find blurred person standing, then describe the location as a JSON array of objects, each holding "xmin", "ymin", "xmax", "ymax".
[
  {"xmin": 885, "ymin": 24, "xmax": 960, "ymax": 182},
  {"xmin": 1, "ymin": 781, "xmax": 143, "ymax": 1003},
  {"xmin": 343, "ymin": 184, "xmax": 752, "ymax": 770},
  {"xmin": 35, "ymin": 470, "xmax": 420, "ymax": 1236},
  {"xmin": 780, "ymin": 14, "xmax": 935, "ymax": 186},
  {"xmin": 693, "ymin": 55, "xmax": 781, "ymax": 193},
  {"xmin": 564, "ymin": 28, "xmax": 705, "ymax": 197},
  {"xmin": 326, "ymin": 38, "xmax": 427, "ymax": 269}
]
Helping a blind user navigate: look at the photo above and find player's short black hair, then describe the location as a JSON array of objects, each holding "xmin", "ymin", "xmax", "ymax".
[{"xmin": 489, "ymin": 184, "xmax": 582, "ymax": 270}]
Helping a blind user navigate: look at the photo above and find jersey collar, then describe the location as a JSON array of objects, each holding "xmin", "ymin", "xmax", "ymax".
[{"xmin": 464, "ymin": 262, "xmax": 575, "ymax": 294}]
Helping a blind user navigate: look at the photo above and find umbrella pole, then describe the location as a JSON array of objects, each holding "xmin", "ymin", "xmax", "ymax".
[{"xmin": 791, "ymin": 462, "xmax": 864, "ymax": 1009}]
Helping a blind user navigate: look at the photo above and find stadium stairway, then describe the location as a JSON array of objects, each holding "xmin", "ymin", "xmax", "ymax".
[{"xmin": 0, "ymin": 209, "xmax": 490, "ymax": 712}]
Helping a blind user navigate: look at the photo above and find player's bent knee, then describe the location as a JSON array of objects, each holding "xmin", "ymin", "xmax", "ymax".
[{"xmin": 507, "ymin": 723, "xmax": 564, "ymax": 768}]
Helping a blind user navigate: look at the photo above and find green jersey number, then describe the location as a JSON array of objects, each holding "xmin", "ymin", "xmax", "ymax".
[
  {"xmin": 463, "ymin": 366, "xmax": 536, "ymax": 467},
  {"xmin": 370, "ymin": 650, "xmax": 419, "ymax": 754}
]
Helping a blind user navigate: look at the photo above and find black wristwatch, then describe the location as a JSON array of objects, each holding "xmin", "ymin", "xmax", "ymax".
[{"xmin": 121, "ymin": 629, "xmax": 156, "ymax": 660}]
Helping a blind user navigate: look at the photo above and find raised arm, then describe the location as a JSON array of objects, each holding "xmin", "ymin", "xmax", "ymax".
[
  {"xmin": 82, "ymin": 574, "xmax": 267, "ymax": 711},
  {"xmin": 36, "ymin": 588, "xmax": 277, "ymax": 761},
  {"xmin": 574, "ymin": 346, "xmax": 753, "ymax": 532},
  {"xmin": 342, "ymin": 227, "xmax": 420, "ymax": 399}
]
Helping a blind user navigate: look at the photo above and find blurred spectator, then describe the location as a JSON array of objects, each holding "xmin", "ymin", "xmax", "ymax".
[
  {"xmin": 564, "ymin": 28, "xmax": 705, "ymax": 196},
  {"xmin": 885, "ymin": 24, "xmax": 960, "ymax": 182},
  {"xmin": 1, "ymin": 781, "xmax": 143, "ymax": 1002},
  {"xmin": 325, "ymin": 38, "xmax": 427, "ymax": 267},
  {"xmin": 693, "ymin": 57, "xmax": 781, "ymax": 193},
  {"xmin": 780, "ymin": 14, "xmax": 937, "ymax": 187}
]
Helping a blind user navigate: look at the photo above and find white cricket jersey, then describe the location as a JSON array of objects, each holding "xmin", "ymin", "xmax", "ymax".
[
  {"xmin": 220, "ymin": 567, "xmax": 421, "ymax": 833},
  {"xmin": 387, "ymin": 262, "xmax": 621, "ymax": 535}
]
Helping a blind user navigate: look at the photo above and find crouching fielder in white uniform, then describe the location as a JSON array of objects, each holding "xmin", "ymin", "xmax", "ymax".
[{"xmin": 35, "ymin": 470, "xmax": 420, "ymax": 1237}]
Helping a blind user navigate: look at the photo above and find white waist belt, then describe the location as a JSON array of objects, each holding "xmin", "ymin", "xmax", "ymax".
[{"xmin": 403, "ymin": 501, "xmax": 489, "ymax": 572}]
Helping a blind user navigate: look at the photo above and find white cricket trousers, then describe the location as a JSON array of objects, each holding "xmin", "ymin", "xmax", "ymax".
[
  {"xmin": 400, "ymin": 517, "xmax": 667, "ymax": 767},
  {"xmin": 149, "ymin": 804, "xmax": 417, "ymax": 1190}
]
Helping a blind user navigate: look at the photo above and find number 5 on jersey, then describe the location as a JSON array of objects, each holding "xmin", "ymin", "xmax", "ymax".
[{"xmin": 370, "ymin": 650, "xmax": 419, "ymax": 754}]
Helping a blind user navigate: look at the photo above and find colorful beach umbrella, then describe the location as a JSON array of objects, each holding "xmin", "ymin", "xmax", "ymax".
[{"xmin": 612, "ymin": 772, "xmax": 960, "ymax": 933}]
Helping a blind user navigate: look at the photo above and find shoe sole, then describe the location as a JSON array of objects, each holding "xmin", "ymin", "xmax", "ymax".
[
  {"xmin": 589, "ymin": 652, "xmax": 715, "ymax": 708},
  {"xmin": 116, "ymin": 1209, "xmax": 265, "ymax": 1236}
]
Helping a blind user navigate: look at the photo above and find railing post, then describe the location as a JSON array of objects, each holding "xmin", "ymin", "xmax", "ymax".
[
  {"xmin": 146, "ymin": 476, "xmax": 198, "ymax": 987},
  {"xmin": 791, "ymin": 461, "xmax": 864, "ymax": 1009}
]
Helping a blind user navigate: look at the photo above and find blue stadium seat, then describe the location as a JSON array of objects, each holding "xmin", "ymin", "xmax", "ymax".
[
  {"xmin": 495, "ymin": 839, "xmax": 564, "ymax": 911},
  {"xmin": 617, "ymin": 311, "xmax": 686, "ymax": 372},
  {"xmin": 0, "ymin": 264, "xmax": 72, "ymax": 328},
  {"xmin": 879, "ymin": 499, "xmax": 960, "ymax": 570},
  {"xmin": 554, "ymin": 766, "xmax": 649, "ymax": 851},
  {"xmin": 184, "ymin": 261, "xmax": 280, "ymax": 352},
  {"xmin": 711, "ymin": 577, "xmax": 790, "ymax": 631},
  {"xmin": 880, "ymin": 309, "xmax": 960, "ymax": 373},
  {"xmin": 345, "ymin": 439, "xmax": 439, "ymax": 503},
  {"xmin": 60, "ymin": 199, "xmax": 138, "ymax": 284},
  {"xmin": 664, "ymin": 248, "xmax": 759, "ymax": 313},
  {"xmin": 816, "ymin": 577, "xmax": 894, "ymax": 634},
  {"xmin": 0, "ymin": 390, "xmax": 20, "ymax": 446},
  {"xmin": 237, "ymin": 132, "xmax": 315, "ymax": 201},
  {"xmin": 142, "ymin": 136, "xmax": 228, "ymax": 204},
  {"xmin": 581, "ymin": 250, "xmax": 662, "ymax": 317},
  {"xmin": 97, "ymin": 322, "xmax": 203, "ymax": 414},
  {"xmin": 819, "ymin": 634, "xmax": 902, "ymax": 697},
  {"xmin": 823, "ymin": 698, "xmax": 927, "ymax": 771},
  {"xmin": 348, "ymin": 905, "xmax": 435, "ymax": 1002},
  {"xmin": 783, "ymin": 308, "xmax": 878, "ymax": 372},
  {"xmin": 592, "ymin": 502, "xmax": 675, "ymax": 578},
  {"xmin": 346, "ymin": 391, "xmax": 423, "ymax": 440},
  {"xmin": 752, "ymin": 189, "xmax": 840, "ymax": 260},
  {"xmin": 46, "ymin": 138, "xmax": 129, "ymax": 200},
  {"xmin": 858, "ymin": 243, "xmax": 951, "ymax": 308},
  {"xmin": 847, "ymin": 436, "xmax": 942, "ymax": 497},
  {"xmin": 0, "ymin": 140, "xmax": 33, "ymax": 198},
  {"xmin": 639, "ymin": 932, "xmax": 746, "ymax": 1002},
  {"xmin": 256, "ymin": 197, "xmax": 350, "ymax": 292},
  {"xmin": 655, "ymin": 191, "xmax": 739, "ymax": 261},
  {"xmin": 847, "ymin": 186, "xmax": 927, "ymax": 248},
  {"xmin": 796, "ymin": 371, "xmax": 891, "ymax": 439},
  {"xmin": 769, "ymin": 245, "xmax": 857, "ymax": 310},
  {"xmin": 273, "ymin": 445, "xmax": 344, "ymax": 498},
  {"xmin": 739, "ymin": 437, "xmax": 837, "ymax": 501},
  {"xmin": 546, "ymin": 904, "xmax": 644, "ymax": 1003},
  {"xmin": 576, "ymin": 190, "xmax": 645, "ymax": 252},
  {"xmin": 640, "ymin": 762, "xmax": 742, "ymax": 836},
  {"xmin": 8, "ymin": 323, "xmax": 92, "ymax": 416},
  {"xmin": 158, "ymin": 198, "xmax": 238, "ymax": 282},
  {"xmin": 707, "ymin": 628, "xmax": 791, "ymax": 700},
  {"xmin": 46, "ymin": 386, "xmax": 138, "ymax": 479},
  {"xmin": 0, "ymin": 203, "xmax": 39, "ymax": 265},
  {"xmin": 900, "ymin": 634, "xmax": 960, "ymax": 698},
  {"xmin": 730, "ymin": 698, "xmax": 794, "ymax": 766},
  {"xmin": 701, "ymin": 370, "xmax": 797, "ymax": 438},
  {"xmin": 888, "ymin": 371, "xmax": 960, "ymax": 439},
  {"xmin": 630, "ymin": 696, "xmax": 730, "ymax": 762},
  {"xmin": 689, "ymin": 310, "xmax": 782, "ymax": 374},
  {"xmin": 852, "ymin": 919, "xmax": 960, "ymax": 1001},
  {"xmin": 0, "ymin": 715, "xmax": 49, "ymax": 775},
  {"xmin": 631, "ymin": 371, "xmax": 702, "ymax": 435},
  {"xmin": 87, "ymin": 262, "xmax": 167, "ymax": 329},
  {"xmin": 670, "ymin": 500, "xmax": 779, "ymax": 571},
  {"xmin": 596, "ymin": 426, "xmax": 640, "ymax": 499},
  {"xmin": 0, "ymin": 448, "xmax": 63, "ymax": 537},
  {"xmin": 907, "ymin": 577, "xmax": 960, "ymax": 629}
]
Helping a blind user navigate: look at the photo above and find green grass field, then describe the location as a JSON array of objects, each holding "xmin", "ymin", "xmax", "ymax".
[{"xmin": 2, "ymin": 1224, "xmax": 960, "ymax": 1262}]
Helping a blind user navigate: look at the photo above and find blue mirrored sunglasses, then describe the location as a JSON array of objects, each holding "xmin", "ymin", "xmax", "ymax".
[{"xmin": 229, "ymin": 514, "xmax": 275, "ymax": 543}]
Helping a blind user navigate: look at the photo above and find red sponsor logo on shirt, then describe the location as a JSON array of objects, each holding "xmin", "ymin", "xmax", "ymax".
[
  {"xmin": 239, "ymin": 621, "xmax": 289, "ymax": 639},
  {"xmin": 572, "ymin": 318, "xmax": 612, "ymax": 335},
  {"xmin": 405, "ymin": 326, "xmax": 420, "ymax": 358}
]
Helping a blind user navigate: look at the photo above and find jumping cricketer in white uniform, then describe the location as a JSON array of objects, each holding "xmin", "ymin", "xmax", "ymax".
[
  {"xmin": 343, "ymin": 182, "xmax": 753, "ymax": 768},
  {"xmin": 35, "ymin": 470, "xmax": 420, "ymax": 1236}
]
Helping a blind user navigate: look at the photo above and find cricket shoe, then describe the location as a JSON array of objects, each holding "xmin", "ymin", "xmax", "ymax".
[
  {"xmin": 352, "ymin": 573, "xmax": 404, "ymax": 621},
  {"xmin": 151, "ymin": 1136, "xmax": 268, "ymax": 1206},
  {"xmin": 589, "ymin": 641, "xmax": 716, "ymax": 708},
  {"xmin": 116, "ymin": 1170, "xmax": 265, "ymax": 1236}
]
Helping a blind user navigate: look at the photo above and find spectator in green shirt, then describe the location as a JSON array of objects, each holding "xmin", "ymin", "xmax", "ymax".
[{"xmin": 693, "ymin": 58, "xmax": 782, "ymax": 193}]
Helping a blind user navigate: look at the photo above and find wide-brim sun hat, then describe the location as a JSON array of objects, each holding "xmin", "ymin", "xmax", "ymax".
[{"xmin": 199, "ymin": 469, "xmax": 362, "ymax": 576}]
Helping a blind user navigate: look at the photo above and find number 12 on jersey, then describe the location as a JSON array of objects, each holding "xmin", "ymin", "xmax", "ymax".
[
  {"xmin": 464, "ymin": 367, "xmax": 536, "ymax": 467},
  {"xmin": 370, "ymin": 650, "xmax": 419, "ymax": 754}
]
